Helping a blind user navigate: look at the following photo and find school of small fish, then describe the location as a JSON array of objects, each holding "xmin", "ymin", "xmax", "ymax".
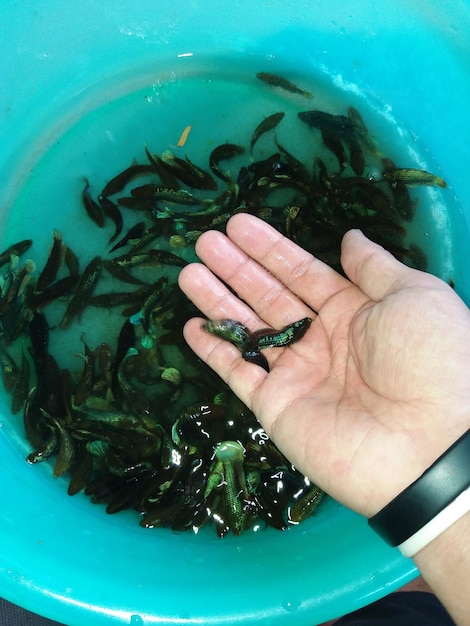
[{"xmin": 0, "ymin": 72, "xmax": 446, "ymax": 537}]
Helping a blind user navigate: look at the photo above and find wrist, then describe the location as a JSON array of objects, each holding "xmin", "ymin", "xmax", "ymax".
[{"xmin": 413, "ymin": 510, "xmax": 470, "ymax": 625}]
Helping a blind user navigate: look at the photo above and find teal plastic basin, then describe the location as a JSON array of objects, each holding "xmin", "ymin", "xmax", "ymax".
[{"xmin": 1, "ymin": 2, "xmax": 470, "ymax": 625}]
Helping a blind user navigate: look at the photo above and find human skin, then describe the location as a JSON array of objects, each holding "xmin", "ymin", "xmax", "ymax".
[{"xmin": 178, "ymin": 213, "xmax": 470, "ymax": 624}]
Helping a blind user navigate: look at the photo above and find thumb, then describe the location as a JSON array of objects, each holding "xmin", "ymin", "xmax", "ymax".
[{"xmin": 340, "ymin": 230, "xmax": 428, "ymax": 301}]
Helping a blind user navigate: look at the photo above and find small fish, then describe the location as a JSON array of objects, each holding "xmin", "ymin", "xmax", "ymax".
[
  {"xmin": 126, "ymin": 225, "xmax": 162, "ymax": 255},
  {"xmin": 59, "ymin": 256, "xmax": 102, "ymax": 329},
  {"xmin": 102, "ymin": 261, "xmax": 147, "ymax": 286},
  {"xmin": 89, "ymin": 285, "xmax": 152, "ymax": 309},
  {"xmin": 140, "ymin": 277, "xmax": 168, "ymax": 334},
  {"xmin": 379, "ymin": 158, "xmax": 414, "ymax": 222},
  {"xmin": 50, "ymin": 414, "xmax": 76, "ymax": 478},
  {"xmin": 171, "ymin": 401, "xmax": 226, "ymax": 448},
  {"xmin": 108, "ymin": 248, "xmax": 187, "ymax": 270},
  {"xmin": 156, "ymin": 189, "xmax": 235, "ymax": 221},
  {"xmin": 274, "ymin": 139, "xmax": 311, "ymax": 181},
  {"xmin": 298, "ymin": 110, "xmax": 364, "ymax": 174},
  {"xmin": 203, "ymin": 319, "xmax": 253, "ymax": 349},
  {"xmin": 298, "ymin": 110, "xmax": 353, "ymax": 135},
  {"xmin": 26, "ymin": 428, "xmax": 58, "ymax": 464},
  {"xmin": 140, "ymin": 499, "xmax": 191, "ymax": 529},
  {"xmin": 0, "ymin": 344, "xmax": 19, "ymax": 392},
  {"xmin": 114, "ymin": 319, "xmax": 136, "ymax": 372},
  {"xmin": 74, "ymin": 334, "xmax": 96, "ymax": 407},
  {"xmin": 256, "ymin": 72, "xmax": 313, "ymax": 99},
  {"xmin": 348, "ymin": 137, "xmax": 365, "ymax": 177},
  {"xmin": 255, "ymin": 172, "xmax": 312, "ymax": 197},
  {"xmin": 288, "ymin": 482, "xmax": 324, "ymax": 524},
  {"xmin": 202, "ymin": 320, "xmax": 268, "ymax": 372},
  {"xmin": 57, "ymin": 368, "xmax": 74, "ymax": 421},
  {"xmin": 0, "ymin": 239, "xmax": 33, "ymax": 268},
  {"xmin": 205, "ymin": 440, "xmax": 252, "ymax": 536},
  {"xmin": 97, "ymin": 342, "xmax": 114, "ymax": 387},
  {"xmin": 75, "ymin": 405, "xmax": 141, "ymax": 431},
  {"xmin": 98, "ymin": 195, "xmax": 123, "ymax": 244},
  {"xmin": 109, "ymin": 222, "xmax": 146, "ymax": 254},
  {"xmin": 114, "ymin": 349, "xmax": 150, "ymax": 415},
  {"xmin": 27, "ymin": 312, "xmax": 52, "ymax": 410},
  {"xmin": 128, "ymin": 183, "xmax": 160, "ymax": 198},
  {"xmin": 184, "ymin": 230, "xmax": 203, "ymax": 244},
  {"xmin": 285, "ymin": 205, "xmax": 301, "ymax": 240},
  {"xmin": 209, "ymin": 143, "xmax": 245, "ymax": 182},
  {"xmin": 256, "ymin": 470, "xmax": 289, "ymax": 530},
  {"xmin": 250, "ymin": 112, "xmax": 285, "ymax": 157},
  {"xmin": 0, "ymin": 258, "xmax": 36, "ymax": 315},
  {"xmin": 29, "ymin": 310, "xmax": 50, "ymax": 376},
  {"xmin": 82, "ymin": 179, "xmax": 105, "ymax": 227},
  {"xmin": 43, "ymin": 352, "xmax": 62, "ymax": 400},
  {"xmin": 169, "ymin": 234, "xmax": 187, "ymax": 249},
  {"xmin": 319, "ymin": 128, "xmax": 349, "ymax": 172},
  {"xmin": 162, "ymin": 151, "xmax": 218, "ymax": 190},
  {"xmin": 347, "ymin": 106, "xmax": 377, "ymax": 154},
  {"xmin": 64, "ymin": 245, "xmax": 80, "ymax": 277},
  {"xmin": 11, "ymin": 350, "xmax": 30, "ymax": 414},
  {"xmin": 131, "ymin": 185, "xmax": 200, "ymax": 205},
  {"xmin": 241, "ymin": 340, "xmax": 269, "ymax": 372},
  {"xmin": 67, "ymin": 444, "xmax": 93, "ymax": 495},
  {"xmin": 204, "ymin": 317, "xmax": 312, "ymax": 372},
  {"xmin": 247, "ymin": 152, "xmax": 286, "ymax": 178},
  {"xmin": 116, "ymin": 196, "xmax": 154, "ymax": 211},
  {"xmin": 144, "ymin": 147, "xmax": 180, "ymax": 191},
  {"xmin": 382, "ymin": 167, "xmax": 447, "ymax": 188},
  {"xmin": 101, "ymin": 163, "xmax": 154, "ymax": 197},
  {"xmin": 237, "ymin": 165, "xmax": 251, "ymax": 196},
  {"xmin": 36, "ymin": 230, "xmax": 64, "ymax": 292},
  {"xmin": 27, "ymin": 275, "xmax": 80, "ymax": 311},
  {"xmin": 161, "ymin": 367, "xmax": 182, "ymax": 386}
]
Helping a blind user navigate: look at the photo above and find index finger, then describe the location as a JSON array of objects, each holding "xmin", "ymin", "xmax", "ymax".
[{"xmin": 225, "ymin": 214, "xmax": 351, "ymax": 311}]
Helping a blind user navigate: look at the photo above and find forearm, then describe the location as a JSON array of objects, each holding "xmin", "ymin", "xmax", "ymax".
[{"xmin": 413, "ymin": 511, "xmax": 470, "ymax": 625}]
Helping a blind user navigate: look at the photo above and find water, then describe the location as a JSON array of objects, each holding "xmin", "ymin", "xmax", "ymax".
[
  {"xmin": 0, "ymin": 56, "xmax": 463, "ymax": 536},
  {"xmin": 2, "ymin": 57, "xmax": 456, "ymax": 273},
  {"xmin": 1, "ymin": 58, "xmax": 459, "ymax": 367}
]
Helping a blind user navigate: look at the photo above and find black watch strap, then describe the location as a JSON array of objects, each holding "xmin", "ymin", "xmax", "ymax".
[{"xmin": 368, "ymin": 429, "xmax": 470, "ymax": 546}]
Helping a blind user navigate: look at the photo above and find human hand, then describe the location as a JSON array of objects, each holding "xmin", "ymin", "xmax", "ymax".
[{"xmin": 178, "ymin": 214, "xmax": 470, "ymax": 517}]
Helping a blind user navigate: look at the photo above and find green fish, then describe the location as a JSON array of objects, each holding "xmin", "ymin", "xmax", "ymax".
[
  {"xmin": 256, "ymin": 72, "xmax": 313, "ymax": 99},
  {"xmin": 382, "ymin": 167, "xmax": 447, "ymax": 188},
  {"xmin": 250, "ymin": 112, "xmax": 285, "ymax": 157}
]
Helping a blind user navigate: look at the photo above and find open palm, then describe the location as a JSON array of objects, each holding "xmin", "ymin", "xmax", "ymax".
[{"xmin": 179, "ymin": 214, "xmax": 470, "ymax": 517}]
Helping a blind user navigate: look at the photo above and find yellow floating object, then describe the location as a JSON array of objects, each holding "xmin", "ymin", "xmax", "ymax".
[{"xmin": 176, "ymin": 125, "xmax": 192, "ymax": 147}]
